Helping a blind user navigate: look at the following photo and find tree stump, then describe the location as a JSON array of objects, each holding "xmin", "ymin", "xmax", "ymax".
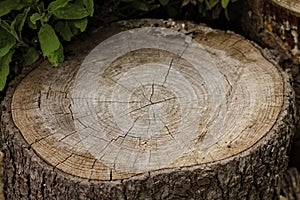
[
  {"xmin": 239, "ymin": 0, "xmax": 300, "ymax": 61},
  {"xmin": 238, "ymin": 0, "xmax": 300, "ymax": 172},
  {"xmin": 280, "ymin": 168, "xmax": 300, "ymax": 200},
  {"xmin": 1, "ymin": 19, "xmax": 296, "ymax": 199}
]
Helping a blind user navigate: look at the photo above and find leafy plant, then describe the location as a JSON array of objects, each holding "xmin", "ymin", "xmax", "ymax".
[
  {"xmin": 95, "ymin": 0, "xmax": 239, "ymax": 25},
  {"xmin": 0, "ymin": 0, "xmax": 239, "ymax": 92},
  {"xmin": 0, "ymin": 0, "xmax": 93, "ymax": 91}
]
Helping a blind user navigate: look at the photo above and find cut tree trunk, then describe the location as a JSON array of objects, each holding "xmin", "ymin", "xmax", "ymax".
[
  {"xmin": 238, "ymin": 0, "xmax": 300, "ymax": 174},
  {"xmin": 280, "ymin": 168, "xmax": 300, "ymax": 200},
  {"xmin": 239, "ymin": 0, "xmax": 300, "ymax": 62},
  {"xmin": 1, "ymin": 19, "xmax": 296, "ymax": 200}
]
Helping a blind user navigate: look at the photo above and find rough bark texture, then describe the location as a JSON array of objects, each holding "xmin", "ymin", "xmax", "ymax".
[
  {"xmin": 1, "ymin": 19, "xmax": 296, "ymax": 199},
  {"xmin": 240, "ymin": 0, "xmax": 299, "ymax": 61},
  {"xmin": 237, "ymin": 0, "xmax": 300, "ymax": 173},
  {"xmin": 280, "ymin": 168, "xmax": 300, "ymax": 200}
]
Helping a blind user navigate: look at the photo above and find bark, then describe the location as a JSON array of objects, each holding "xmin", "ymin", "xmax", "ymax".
[
  {"xmin": 1, "ymin": 19, "xmax": 296, "ymax": 200},
  {"xmin": 237, "ymin": 0, "xmax": 300, "ymax": 172},
  {"xmin": 280, "ymin": 168, "xmax": 300, "ymax": 200}
]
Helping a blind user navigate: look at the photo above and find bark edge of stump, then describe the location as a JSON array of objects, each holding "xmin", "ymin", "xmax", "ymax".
[{"xmin": 1, "ymin": 19, "xmax": 296, "ymax": 199}]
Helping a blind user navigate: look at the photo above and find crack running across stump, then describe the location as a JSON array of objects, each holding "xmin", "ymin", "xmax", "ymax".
[{"xmin": 11, "ymin": 26, "xmax": 287, "ymax": 180}]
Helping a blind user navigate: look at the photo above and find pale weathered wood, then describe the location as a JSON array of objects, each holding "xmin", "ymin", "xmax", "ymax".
[{"xmin": 1, "ymin": 19, "xmax": 296, "ymax": 199}]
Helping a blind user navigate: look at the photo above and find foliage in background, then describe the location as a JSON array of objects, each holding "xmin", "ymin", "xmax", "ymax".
[
  {"xmin": 0, "ymin": 0, "xmax": 239, "ymax": 91},
  {"xmin": 0, "ymin": 0, "xmax": 93, "ymax": 91},
  {"xmin": 95, "ymin": 0, "xmax": 240, "ymax": 24}
]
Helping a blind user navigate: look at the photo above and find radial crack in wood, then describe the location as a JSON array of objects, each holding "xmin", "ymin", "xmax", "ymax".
[{"xmin": 1, "ymin": 19, "xmax": 296, "ymax": 199}]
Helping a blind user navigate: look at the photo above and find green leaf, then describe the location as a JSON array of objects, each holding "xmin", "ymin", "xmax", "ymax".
[
  {"xmin": 10, "ymin": 7, "xmax": 30, "ymax": 41},
  {"xmin": 0, "ymin": 26, "xmax": 16, "ymax": 57},
  {"xmin": 73, "ymin": 18, "xmax": 88, "ymax": 32},
  {"xmin": 70, "ymin": 24, "xmax": 79, "ymax": 36},
  {"xmin": 37, "ymin": 1, "xmax": 45, "ymax": 13},
  {"xmin": 0, "ymin": 20, "xmax": 11, "ymax": 34},
  {"xmin": 82, "ymin": 0, "xmax": 94, "ymax": 16},
  {"xmin": 48, "ymin": 44, "xmax": 64, "ymax": 66},
  {"xmin": 48, "ymin": 0, "xmax": 70, "ymax": 12},
  {"xmin": 38, "ymin": 24, "xmax": 60, "ymax": 57},
  {"xmin": 159, "ymin": 0, "xmax": 169, "ymax": 6},
  {"xmin": 23, "ymin": 47, "xmax": 40, "ymax": 66},
  {"xmin": 205, "ymin": 0, "xmax": 219, "ymax": 10},
  {"xmin": 181, "ymin": 0, "xmax": 190, "ymax": 7},
  {"xmin": 30, "ymin": 13, "xmax": 43, "ymax": 24},
  {"xmin": 221, "ymin": 0, "xmax": 230, "ymax": 8},
  {"xmin": 0, "ymin": 49, "xmax": 14, "ymax": 91},
  {"xmin": 131, "ymin": 2, "xmax": 148, "ymax": 12},
  {"xmin": 55, "ymin": 21, "xmax": 73, "ymax": 41},
  {"xmin": 0, "ymin": 1, "xmax": 22, "ymax": 17},
  {"xmin": 52, "ymin": 3, "xmax": 89, "ymax": 19},
  {"xmin": 27, "ymin": 18, "xmax": 37, "ymax": 29}
]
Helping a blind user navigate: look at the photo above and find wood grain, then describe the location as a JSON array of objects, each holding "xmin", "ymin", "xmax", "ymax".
[
  {"xmin": 2, "ymin": 19, "xmax": 296, "ymax": 199},
  {"xmin": 11, "ymin": 26, "xmax": 284, "ymax": 180}
]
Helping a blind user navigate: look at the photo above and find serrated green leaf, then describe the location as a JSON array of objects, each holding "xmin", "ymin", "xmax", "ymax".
[
  {"xmin": 23, "ymin": 47, "xmax": 40, "ymax": 66},
  {"xmin": 0, "ymin": 27, "xmax": 16, "ymax": 58},
  {"xmin": 82, "ymin": 0, "xmax": 94, "ymax": 16},
  {"xmin": 10, "ymin": 7, "xmax": 30, "ymax": 41},
  {"xmin": 159, "ymin": 0, "xmax": 169, "ymax": 6},
  {"xmin": 38, "ymin": 24, "xmax": 60, "ymax": 57},
  {"xmin": 48, "ymin": 44, "xmax": 64, "ymax": 66},
  {"xmin": 73, "ymin": 18, "xmax": 88, "ymax": 32},
  {"xmin": 221, "ymin": 0, "xmax": 230, "ymax": 8},
  {"xmin": 55, "ymin": 21, "xmax": 73, "ymax": 41},
  {"xmin": 0, "ymin": 49, "xmax": 14, "ymax": 91},
  {"xmin": 48, "ymin": 0, "xmax": 70, "ymax": 12},
  {"xmin": 53, "ymin": 3, "xmax": 89, "ymax": 19},
  {"xmin": 131, "ymin": 2, "xmax": 148, "ymax": 12}
]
